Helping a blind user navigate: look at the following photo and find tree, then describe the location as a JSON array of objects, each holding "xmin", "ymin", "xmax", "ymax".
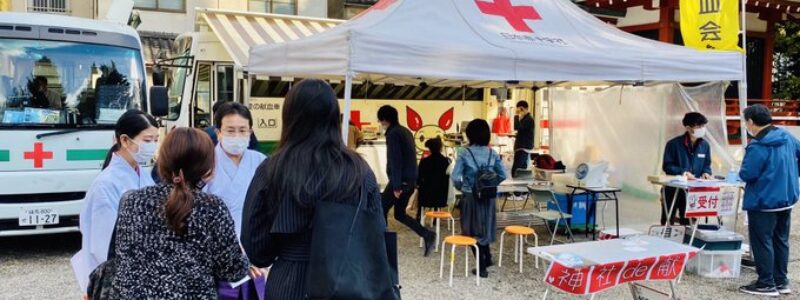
[{"xmin": 773, "ymin": 21, "xmax": 800, "ymax": 100}]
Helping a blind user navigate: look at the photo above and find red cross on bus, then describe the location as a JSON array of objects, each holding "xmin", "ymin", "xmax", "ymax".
[
  {"xmin": 24, "ymin": 142, "xmax": 53, "ymax": 169},
  {"xmin": 475, "ymin": 0, "xmax": 542, "ymax": 33}
]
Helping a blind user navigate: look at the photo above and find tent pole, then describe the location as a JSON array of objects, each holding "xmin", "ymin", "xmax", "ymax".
[
  {"xmin": 342, "ymin": 72, "xmax": 354, "ymax": 142},
  {"xmin": 738, "ymin": 0, "xmax": 748, "ymax": 147},
  {"xmin": 244, "ymin": 73, "xmax": 252, "ymax": 106}
]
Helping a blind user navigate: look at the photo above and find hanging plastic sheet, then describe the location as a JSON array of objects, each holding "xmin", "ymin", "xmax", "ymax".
[{"xmin": 547, "ymin": 82, "xmax": 732, "ymax": 199}]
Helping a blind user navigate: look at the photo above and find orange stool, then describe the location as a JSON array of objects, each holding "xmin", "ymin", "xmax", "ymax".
[
  {"xmin": 439, "ymin": 235, "xmax": 480, "ymax": 287},
  {"xmin": 499, "ymin": 225, "xmax": 539, "ymax": 272},
  {"xmin": 419, "ymin": 210, "xmax": 455, "ymax": 252}
]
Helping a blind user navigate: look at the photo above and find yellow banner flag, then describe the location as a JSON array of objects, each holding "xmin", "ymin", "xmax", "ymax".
[
  {"xmin": 680, "ymin": 0, "xmax": 742, "ymax": 51},
  {"xmin": 0, "ymin": 0, "xmax": 10, "ymax": 12}
]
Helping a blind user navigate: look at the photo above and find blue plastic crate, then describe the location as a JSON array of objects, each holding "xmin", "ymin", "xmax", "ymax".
[{"xmin": 547, "ymin": 193, "xmax": 596, "ymax": 231}]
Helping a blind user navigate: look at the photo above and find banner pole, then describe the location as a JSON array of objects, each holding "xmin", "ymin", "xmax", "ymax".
[
  {"xmin": 342, "ymin": 72, "xmax": 354, "ymax": 142},
  {"xmin": 738, "ymin": 0, "xmax": 749, "ymax": 147}
]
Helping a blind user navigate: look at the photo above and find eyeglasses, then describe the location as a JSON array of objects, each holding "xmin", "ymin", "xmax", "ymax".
[{"xmin": 222, "ymin": 128, "xmax": 251, "ymax": 137}]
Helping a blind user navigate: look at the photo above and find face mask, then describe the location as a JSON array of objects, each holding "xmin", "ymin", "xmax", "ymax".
[
  {"xmin": 692, "ymin": 127, "xmax": 707, "ymax": 138},
  {"xmin": 129, "ymin": 140, "xmax": 157, "ymax": 164},
  {"xmin": 221, "ymin": 135, "xmax": 249, "ymax": 156}
]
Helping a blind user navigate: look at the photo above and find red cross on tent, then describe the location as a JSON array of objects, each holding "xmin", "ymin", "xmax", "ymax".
[
  {"xmin": 475, "ymin": 0, "xmax": 542, "ymax": 33},
  {"xmin": 352, "ymin": 0, "xmax": 398, "ymax": 19},
  {"xmin": 24, "ymin": 142, "xmax": 53, "ymax": 169},
  {"xmin": 372, "ymin": 0, "xmax": 397, "ymax": 10}
]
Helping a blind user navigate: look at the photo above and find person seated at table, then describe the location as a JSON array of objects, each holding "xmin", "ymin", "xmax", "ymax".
[
  {"xmin": 661, "ymin": 112, "xmax": 712, "ymax": 226},
  {"xmin": 416, "ymin": 137, "xmax": 450, "ymax": 220},
  {"xmin": 452, "ymin": 119, "xmax": 507, "ymax": 278}
]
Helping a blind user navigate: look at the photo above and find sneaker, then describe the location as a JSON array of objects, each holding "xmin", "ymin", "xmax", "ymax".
[
  {"xmin": 739, "ymin": 283, "xmax": 779, "ymax": 297},
  {"xmin": 777, "ymin": 283, "xmax": 792, "ymax": 295}
]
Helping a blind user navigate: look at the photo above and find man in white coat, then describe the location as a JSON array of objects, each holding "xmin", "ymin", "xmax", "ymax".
[{"xmin": 204, "ymin": 102, "xmax": 266, "ymax": 238}]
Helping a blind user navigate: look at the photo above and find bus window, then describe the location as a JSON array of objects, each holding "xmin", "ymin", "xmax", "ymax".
[
  {"xmin": 216, "ymin": 65, "xmax": 234, "ymax": 103},
  {"xmin": 0, "ymin": 39, "xmax": 145, "ymax": 127},
  {"xmin": 193, "ymin": 63, "xmax": 212, "ymax": 128}
]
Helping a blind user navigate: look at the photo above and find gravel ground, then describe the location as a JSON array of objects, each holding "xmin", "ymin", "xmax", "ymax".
[{"xmin": 1, "ymin": 194, "xmax": 798, "ymax": 300}]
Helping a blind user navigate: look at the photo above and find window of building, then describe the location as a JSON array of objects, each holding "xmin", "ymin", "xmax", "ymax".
[
  {"xmin": 249, "ymin": 0, "xmax": 297, "ymax": 15},
  {"xmin": 133, "ymin": 0, "xmax": 185, "ymax": 12},
  {"xmin": 28, "ymin": 0, "xmax": 69, "ymax": 14}
]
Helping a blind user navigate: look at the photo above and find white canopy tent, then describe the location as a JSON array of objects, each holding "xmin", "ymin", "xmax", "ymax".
[{"xmin": 246, "ymin": 0, "xmax": 744, "ymax": 142}]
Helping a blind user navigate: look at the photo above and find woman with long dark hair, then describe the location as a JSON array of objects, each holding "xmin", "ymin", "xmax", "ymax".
[
  {"xmin": 111, "ymin": 128, "xmax": 259, "ymax": 298},
  {"xmin": 71, "ymin": 109, "xmax": 158, "ymax": 292},
  {"xmin": 241, "ymin": 79, "xmax": 387, "ymax": 299}
]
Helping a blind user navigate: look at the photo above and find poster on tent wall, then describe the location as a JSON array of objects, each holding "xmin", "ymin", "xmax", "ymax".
[
  {"xmin": 249, "ymin": 97, "xmax": 284, "ymax": 141},
  {"xmin": 250, "ymin": 97, "xmax": 484, "ymax": 149},
  {"xmin": 340, "ymin": 100, "xmax": 484, "ymax": 151}
]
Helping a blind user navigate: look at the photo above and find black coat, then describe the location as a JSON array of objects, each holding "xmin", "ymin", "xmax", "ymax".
[
  {"xmin": 416, "ymin": 153, "xmax": 450, "ymax": 208},
  {"xmin": 514, "ymin": 114, "xmax": 534, "ymax": 150},
  {"xmin": 385, "ymin": 124, "xmax": 418, "ymax": 190}
]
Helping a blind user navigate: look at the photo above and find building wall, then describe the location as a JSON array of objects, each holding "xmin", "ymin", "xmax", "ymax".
[
  {"xmin": 615, "ymin": 5, "xmax": 767, "ymax": 33},
  {"xmin": 95, "ymin": 0, "xmax": 329, "ymax": 35}
]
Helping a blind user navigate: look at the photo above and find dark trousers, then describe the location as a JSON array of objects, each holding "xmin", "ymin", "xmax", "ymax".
[
  {"xmin": 470, "ymin": 244, "xmax": 492, "ymax": 271},
  {"xmin": 660, "ymin": 187, "xmax": 690, "ymax": 226},
  {"xmin": 382, "ymin": 186, "xmax": 431, "ymax": 238},
  {"xmin": 748, "ymin": 209, "xmax": 791, "ymax": 287},
  {"xmin": 511, "ymin": 150, "xmax": 529, "ymax": 178}
]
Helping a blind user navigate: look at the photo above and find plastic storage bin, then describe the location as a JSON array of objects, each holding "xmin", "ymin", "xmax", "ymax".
[
  {"xmin": 686, "ymin": 249, "xmax": 743, "ymax": 278},
  {"xmin": 684, "ymin": 228, "xmax": 744, "ymax": 251},
  {"xmin": 548, "ymin": 193, "xmax": 594, "ymax": 230}
]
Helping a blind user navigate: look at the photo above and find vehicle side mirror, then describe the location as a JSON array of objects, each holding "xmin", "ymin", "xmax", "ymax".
[
  {"xmin": 149, "ymin": 86, "xmax": 169, "ymax": 117},
  {"xmin": 152, "ymin": 66, "xmax": 165, "ymax": 86}
]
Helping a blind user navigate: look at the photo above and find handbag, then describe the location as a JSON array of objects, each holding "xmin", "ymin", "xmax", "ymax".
[{"xmin": 306, "ymin": 183, "xmax": 401, "ymax": 300}]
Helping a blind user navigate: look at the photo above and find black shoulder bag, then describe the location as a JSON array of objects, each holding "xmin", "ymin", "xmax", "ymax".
[{"xmin": 306, "ymin": 183, "xmax": 401, "ymax": 300}]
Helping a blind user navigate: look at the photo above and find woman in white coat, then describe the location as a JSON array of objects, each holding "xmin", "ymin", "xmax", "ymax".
[
  {"xmin": 204, "ymin": 102, "xmax": 266, "ymax": 238},
  {"xmin": 71, "ymin": 109, "xmax": 159, "ymax": 293}
]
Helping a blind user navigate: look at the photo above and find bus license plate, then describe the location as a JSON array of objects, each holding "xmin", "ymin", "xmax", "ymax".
[{"xmin": 19, "ymin": 208, "xmax": 59, "ymax": 226}]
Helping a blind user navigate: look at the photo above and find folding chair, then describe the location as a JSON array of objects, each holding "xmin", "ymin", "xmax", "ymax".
[{"xmin": 527, "ymin": 186, "xmax": 575, "ymax": 245}]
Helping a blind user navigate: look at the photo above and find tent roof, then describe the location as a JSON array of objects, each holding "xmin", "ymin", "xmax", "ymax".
[
  {"xmin": 247, "ymin": 0, "xmax": 743, "ymax": 86},
  {"xmin": 196, "ymin": 8, "xmax": 343, "ymax": 67}
]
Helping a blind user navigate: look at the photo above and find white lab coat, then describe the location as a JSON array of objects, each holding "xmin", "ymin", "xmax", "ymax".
[
  {"xmin": 204, "ymin": 144, "xmax": 266, "ymax": 238},
  {"xmin": 70, "ymin": 154, "xmax": 155, "ymax": 293}
]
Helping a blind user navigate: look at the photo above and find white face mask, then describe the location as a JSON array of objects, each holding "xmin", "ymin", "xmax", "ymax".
[
  {"xmin": 221, "ymin": 135, "xmax": 249, "ymax": 156},
  {"xmin": 691, "ymin": 127, "xmax": 707, "ymax": 138},
  {"xmin": 129, "ymin": 140, "xmax": 157, "ymax": 164}
]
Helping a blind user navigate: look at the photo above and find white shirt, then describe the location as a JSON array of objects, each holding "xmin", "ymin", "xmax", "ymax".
[
  {"xmin": 71, "ymin": 154, "xmax": 155, "ymax": 292},
  {"xmin": 204, "ymin": 144, "xmax": 266, "ymax": 238}
]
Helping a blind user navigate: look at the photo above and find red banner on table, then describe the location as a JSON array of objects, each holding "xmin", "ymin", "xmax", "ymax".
[
  {"xmin": 618, "ymin": 257, "xmax": 657, "ymax": 284},
  {"xmin": 544, "ymin": 251, "xmax": 698, "ymax": 295},
  {"xmin": 686, "ymin": 186, "xmax": 722, "ymax": 218},
  {"xmin": 649, "ymin": 253, "xmax": 687, "ymax": 280},
  {"xmin": 587, "ymin": 261, "xmax": 625, "ymax": 294},
  {"xmin": 544, "ymin": 261, "xmax": 593, "ymax": 295}
]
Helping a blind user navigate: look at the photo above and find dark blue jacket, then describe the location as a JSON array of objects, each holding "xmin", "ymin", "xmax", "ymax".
[
  {"xmin": 385, "ymin": 124, "xmax": 418, "ymax": 191},
  {"xmin": 739, "ymin": 126, "xmax": 800, "ymax": 211},
  {"xmin": 662, "ymin": 134, "xmax": 712, "ymax": 177}
]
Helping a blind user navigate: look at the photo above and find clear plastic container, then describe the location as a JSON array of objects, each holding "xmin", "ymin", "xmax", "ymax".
[{"xmin": 686, "ymin": 249, "xmax": 743, "ymax": 278}]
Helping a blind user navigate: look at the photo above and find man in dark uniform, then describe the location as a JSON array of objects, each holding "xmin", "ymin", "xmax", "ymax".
[
  {"xmin": 512, "ymin": 101, "xmax": 534, "ymax": 177},
  {"xmin": 661, "ymin": 112, "xmax": 712, "ymax": 225},
  {"xmin": 377, "ymin": 105, "xmax": 435, "ymax": 256}
]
